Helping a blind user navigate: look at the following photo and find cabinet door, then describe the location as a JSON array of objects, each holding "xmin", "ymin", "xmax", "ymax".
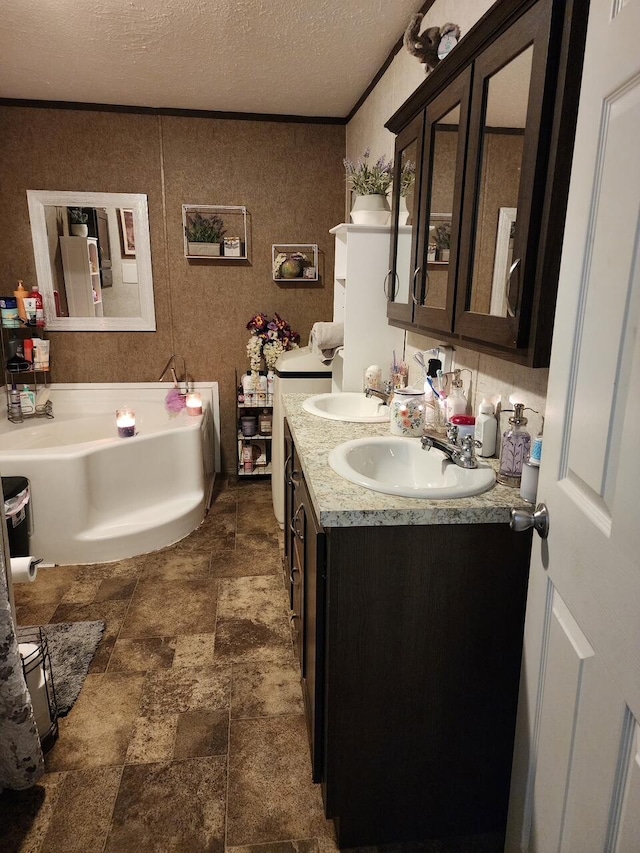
[
  {"xmin": 290, "ymin": 493, "xmax": 305, "ymax": 671},
  {"xmin": 412, "ymin": 66, "xmax": 471, "ymax": 334},
  {"xmin": 387, "ymin": 113, "xmax": 424, "ymax": 325},
  {"xmin": 299, "ymin": 473, "xmax": 326, "ymax": 784},
  {"xmin": 455, "ymin": 0, "xmax": 553, "ymax": 349},
  {"xmin": 283, "ymin": 419, "xmax": 296, "ymax": 604}
]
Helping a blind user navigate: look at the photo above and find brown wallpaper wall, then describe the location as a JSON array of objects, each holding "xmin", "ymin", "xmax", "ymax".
[{"xmin": 0, "ymin": 106, "xmax": 345, "ymax": 471}]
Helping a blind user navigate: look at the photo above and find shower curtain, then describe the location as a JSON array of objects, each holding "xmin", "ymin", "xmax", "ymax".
[{"xmin": 0, "ymin": 519, "xmax": 44, "ymax": 790}]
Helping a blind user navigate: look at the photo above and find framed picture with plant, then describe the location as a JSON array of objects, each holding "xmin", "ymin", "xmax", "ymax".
[
  {"xmin": 182, "ymin": 205, "xmax": 249, "ymax": 260},
  {"xmin": 272, "ymin": 244, "xmax": 319, "ymax": 282}
]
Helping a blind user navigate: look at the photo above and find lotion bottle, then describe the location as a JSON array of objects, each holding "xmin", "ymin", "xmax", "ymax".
[
  {"xmin": 474, "ymin": 398, "xmax": 497, "ymax": 457},
  {"xmin": 497, "ymin": 403, "xmax": 532, "ymax": 487},
  {"xmin": 13, "ymin": 280, "xmax": 29, "ymax": 322}
]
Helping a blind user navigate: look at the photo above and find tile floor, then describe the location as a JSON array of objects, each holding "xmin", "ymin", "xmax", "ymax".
[{"xmin": 1, "ymin": 478, "xmax": 338, "ymax": 853}]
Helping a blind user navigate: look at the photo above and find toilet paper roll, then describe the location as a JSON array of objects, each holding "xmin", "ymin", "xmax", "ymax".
[{"xmin": 10, "ymin": 556, "xmax": 41, "ymax": 584}]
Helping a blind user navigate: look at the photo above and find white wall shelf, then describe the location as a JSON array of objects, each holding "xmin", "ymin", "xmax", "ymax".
[
  {"xmin": 272, "ymin": 244, "xmax": 318, "ymax": 282},
  {"xmin": 182, "ymin": 205, "xmax": 249, "ymax": 260}
]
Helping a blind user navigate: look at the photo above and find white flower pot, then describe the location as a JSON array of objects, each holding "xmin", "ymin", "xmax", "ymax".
[
  {"xmin": 188, "ymin": 242, "xmax": 221, "ymax": 257},
  {"xmin": 71, "ymin": 224, "xmax": 88, "ymax": 237},
  {"xmin": 398, "ymin": 195, "xmax": 410, "ymax": 226},
  {"xmin": 350, "ymin": 194, "xmax": 391, "ymax": 226}
]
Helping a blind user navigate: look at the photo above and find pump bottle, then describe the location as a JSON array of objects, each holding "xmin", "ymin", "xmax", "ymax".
[
  {"xmin": 497, "ymin": 403, "xmax": 532, "ymax": 486},
  {"xmin": 28, "ymin": 282, "xmax": 45, "ymax": 327},
  {"xmin": 445, "ymin": 370, "xmax": 467, "ymax": 422},
  {"xmin": 474, "ymin": 398, "xmax": 497, "ymax": 457}
]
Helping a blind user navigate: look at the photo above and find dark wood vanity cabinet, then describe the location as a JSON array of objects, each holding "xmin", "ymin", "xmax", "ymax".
[
  {"xmin": 386, "ymin": 0, "xmax": 589, "ymax": 366},
  {"xmin": 284, "ymin": 420, "xmax": 533, "ymax": 848}
]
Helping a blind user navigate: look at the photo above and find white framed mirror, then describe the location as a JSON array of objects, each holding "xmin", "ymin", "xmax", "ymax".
[{"xmin": 26, "ymin": 190, "xmax": 156, "ymax": 331}]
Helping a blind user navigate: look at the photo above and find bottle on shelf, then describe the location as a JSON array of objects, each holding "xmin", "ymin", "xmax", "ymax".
[
  {"xmin": 9, "ymin": 384, "xmax": 22, "ymax": 420},
  {"xmin": 14, "ymin": 280, "xmax": 29, "ymax": 322},
  {"xmin": 445, "ymin": 370, "xmax": 468, "ymax": 421},
  {"xmin": 258, "ymin": 408, "xmax": 272, "ymax": 435},
  {"xmin": 28, "ymin": 283, "xmax": 45, "ymax": 328}
]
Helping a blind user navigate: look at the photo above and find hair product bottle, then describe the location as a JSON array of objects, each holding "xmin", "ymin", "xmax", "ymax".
[
  {"xmin": 13, "ymin": 280, "xmax": 29, "ymax": 322},
  {"xmin": 474, "ymin": 398, "xmax": 497, "ymax": 457}
]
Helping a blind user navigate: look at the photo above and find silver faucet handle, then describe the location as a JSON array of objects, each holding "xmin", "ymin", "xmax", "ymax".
[
  {"xmin": 459, "ymin": 434, "xmax": 482, "ymax": 457},
  {"xmin": 446, "ymin": 424, "xmax": 459, "ymax": 444}
]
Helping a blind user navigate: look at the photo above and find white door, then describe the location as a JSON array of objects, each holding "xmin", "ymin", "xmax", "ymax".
[{"xmin": 506, "ymin": 1, "xmax": 640, "ymax": 850}]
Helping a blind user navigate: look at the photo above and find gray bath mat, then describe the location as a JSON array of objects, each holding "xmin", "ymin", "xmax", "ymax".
[{"xmin": 43, "ymin": 621, "xmax": 106, "ymax": 716}]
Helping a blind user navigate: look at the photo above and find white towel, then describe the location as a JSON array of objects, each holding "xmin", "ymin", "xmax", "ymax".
[{"xmin": 309, "ymin": 322, "xmax": 344, "ymax": 364}]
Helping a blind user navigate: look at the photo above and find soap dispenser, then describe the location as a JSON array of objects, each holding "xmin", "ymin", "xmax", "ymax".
[
  {"xmin": 445, "ymin": 370, "xmax": 467, "ymax": 422},
  {"xmin": 497, "ymin": 403, "xmax": 532, "ymax": 487}
]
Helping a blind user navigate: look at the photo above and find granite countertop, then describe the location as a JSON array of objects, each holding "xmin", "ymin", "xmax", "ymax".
[{"xmin": 283, "ymin": 393, "xmax": 529, "ymax": 528}]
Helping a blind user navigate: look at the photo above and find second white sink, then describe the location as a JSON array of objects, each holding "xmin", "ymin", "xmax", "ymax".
[
  {"xmin": 328, "ymin": 436, "xmax": 496, "ymax": 499},
  {"xmin": 302, "ymin": 392, "xmax": 390, "ymax": 423}
]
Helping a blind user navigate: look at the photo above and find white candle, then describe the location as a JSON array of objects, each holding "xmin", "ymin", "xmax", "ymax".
[
  {"xmin": 116, "ymin": 407, "xmax": 136, "ymax": 437},
  {"xmin": 186, "ymin": 392, "xmax": 203, "ymax": 416}
]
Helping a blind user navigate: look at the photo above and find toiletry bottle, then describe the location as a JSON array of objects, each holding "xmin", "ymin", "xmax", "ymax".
[
  {"xmin": 13, "ymin": 280, "xmax": 29, "ymax": 322},
  {"xmin": 20, "ymin": 385, "xmax": 36, "ymax": 413},
  {"xmin": 445, "ymin": 370, "xmax": 467, "ymax": 422},
  {"xmin": 497, "ymin": 403, "xmax": 532, "ymax": 487},
  {"xmin": 259, "ymin": 409, "xmax": 272, "ymax": 435},
  {"xmin": 474, "ymin": 398, "xmax": 497, "ymax": 457},
  {"xmin": 9, "ymin": 384, "xmax": 22, "ymax": 421},
  {"xmin": 28, "ymin": 283, "xmax": 45, "ymax": 327}
]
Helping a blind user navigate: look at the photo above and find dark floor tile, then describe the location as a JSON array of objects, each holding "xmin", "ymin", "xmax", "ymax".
[
  {"xmin": 231, "ymin": 660, "xmax": 303, "ymax": 718},
  {"xmin": 105, "ymin": 756, "xmax": 227, "ymax": 853},
  {"xmin": 0, "ymin": 771, "xmax": 65, "ymax": 853},
  {"xmin": 236, "ymin": 499, "xmax": 279, "ymax": 535},
  {"xmin": 137, "ymin": 550, "xmax": 211, "ymax": 582},
  {"xmin": 45, "ymin": 673, "xmax": 145, "ymax": 772},
  {"xmin": 140, "ymin": 664, "xmax": 230, "ymax": 716},
  {"xmin": 13, "ymin": 566, "xmax": 80, "ymax": 610},
  {"xmin": 40, "ymin": 766, "xmax": 122, "ymax": 853},
  {"xmin": 227, "ymin": 841, "xmax": 320, "ymax": 853},
  {"xmin": 172, "ymin": 633, "xmax": 216, "ymax": 668},
  {"xmin": 15, "ymin": 602, "xmax": 59, "ymax": 629},
  {"xmin": 107, "ymin": 636, "xmax": 176, "ymax": 673},
  {"xmin": 227, "ymin": 715, "xmax": 332, "ymax": 846},
  {"xmin": 93, "ymin": 575, "xmax": 137, "ymax": 602},
  {"xmin": 215, "ymin": 576, "xmax": 294, "ymax": 663},
  {"xmin": 119, "ymin": 577, "xmax": 218, "ymax": 638},
  {"xmin": 173, "ymin": 709, "xmax": 229, "ymax": 758}
]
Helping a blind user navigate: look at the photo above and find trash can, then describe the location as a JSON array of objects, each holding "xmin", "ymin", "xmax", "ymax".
[{"xmin": 2, "ymin": 476, "xmax": 30, "ymax": 557}]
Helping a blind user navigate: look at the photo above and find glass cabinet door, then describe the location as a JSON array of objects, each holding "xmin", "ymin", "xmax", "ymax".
[
  {"xmin": 412, "ymin": 66, "xmax": 471, "ymax": 334},
  {"xmin": 387, "ymin": 113, "xmax": 424, "ymax": 325},
  {"xmin": 455, "ymin": 0, "xmax": 553, "ymax": 349}
]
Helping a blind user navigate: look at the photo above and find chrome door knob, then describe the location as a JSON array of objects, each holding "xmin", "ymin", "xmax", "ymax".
[{"xmin": 510, "ymin": 503, "xmax": 549, "ymax": 539}]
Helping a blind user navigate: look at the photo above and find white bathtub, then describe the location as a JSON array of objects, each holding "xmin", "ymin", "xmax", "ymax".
[{"xmin": 0, "ymin": 383, "xmax": 220, "ymax": 565}]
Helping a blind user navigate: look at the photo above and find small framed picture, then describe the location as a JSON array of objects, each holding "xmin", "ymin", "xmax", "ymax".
[
  {"xmin": 303, "ymin": 266, "xmax": 317, "ymax": 279},
  {"xmin": 427, "ymin": 244, "xmax": 437, "ymax": 262}
]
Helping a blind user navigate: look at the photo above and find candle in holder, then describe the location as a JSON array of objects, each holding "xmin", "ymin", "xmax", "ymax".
[
  {"xmin": 116, "ymin": 407, "xmax": 136, "ymax": 438},
  {"xmin": 186, "ymin": 391, "xmax": 203, "ymax": 416}
]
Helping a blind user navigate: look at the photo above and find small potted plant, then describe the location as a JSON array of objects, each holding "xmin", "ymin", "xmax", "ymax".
[
  {"xmin": 343, "ymin": 148, "xmax": 393, "ymax": 225},
  {"xmin": 434, "ymin": 222, "xmax": 451, "ymax": 262},
  {"xmin": 185, "ymin": 213, "xmax": 226, "ymax": 256},
  {"xmin": 69, "ymin": 208, "xmax": 89, "ymax": 237}
]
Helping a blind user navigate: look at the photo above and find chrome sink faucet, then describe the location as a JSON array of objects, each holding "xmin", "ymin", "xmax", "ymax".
[
  {"xmin": 364, "ymin": 380, "xmax": 392, "ymax": 405},
  {"xmin": 421, "ymin": 425, "xmax": 482, "ymax": 469}
]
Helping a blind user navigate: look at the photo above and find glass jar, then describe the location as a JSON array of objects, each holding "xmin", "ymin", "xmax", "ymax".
[{"xmin": 389, "ymin": 387, "xmax": 425, "ymax": 437}]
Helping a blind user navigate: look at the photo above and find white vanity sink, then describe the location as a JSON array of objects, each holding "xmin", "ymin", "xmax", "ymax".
[
  {"xmin": 302, "ymin": 392, "xmax": 390, "ymax": 423},
  {"xmin": 328, "ymin": 436, "xmax": 496, "ymax": 499}
]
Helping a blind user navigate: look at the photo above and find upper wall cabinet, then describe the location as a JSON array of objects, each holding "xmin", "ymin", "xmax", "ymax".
[{"xmin": 386, "ymin": 0, "xmax": 589, "ymax": 367}]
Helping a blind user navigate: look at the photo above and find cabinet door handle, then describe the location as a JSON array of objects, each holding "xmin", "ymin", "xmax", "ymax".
[
  {"xmin": 290, "ymin": 503, "xmax": 305, "ymax": 541},
  {"xmin": 506, "ymin": 258, "xmax": 521, "ymax": 318},
  {"xmin": 423, "ymin": 270, "xmax": 430, "ymax": 305},
  {"xmin": 411, "ymin": 267, "xmax": 421, "ymax": 305},
  {"xmin": 383, "ymin": 269, "xmax": 393, "ymax": 299},
  {"xmin": 284, "ymin": 452, "xmax": 292, "ymax": 482}
]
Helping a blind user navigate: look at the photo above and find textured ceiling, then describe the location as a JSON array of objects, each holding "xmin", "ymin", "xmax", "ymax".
[{"xmin": 1, "ymin": 0, "xmax": 424, "ymax": 118}]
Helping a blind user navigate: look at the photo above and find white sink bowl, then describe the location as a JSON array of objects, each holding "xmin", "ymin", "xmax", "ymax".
[
  {"xmin": 302, "ymin": 392, "xmax": 390, "ymax": 423},
  {"xmin": 328, "ymin": 436, "xmax": 496, "ymax": 499}
]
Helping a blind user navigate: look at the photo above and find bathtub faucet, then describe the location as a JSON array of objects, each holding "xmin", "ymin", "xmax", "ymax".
[{"xmin": 158, "ymin": 354, "xmax": 188, "ymax": 394}]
